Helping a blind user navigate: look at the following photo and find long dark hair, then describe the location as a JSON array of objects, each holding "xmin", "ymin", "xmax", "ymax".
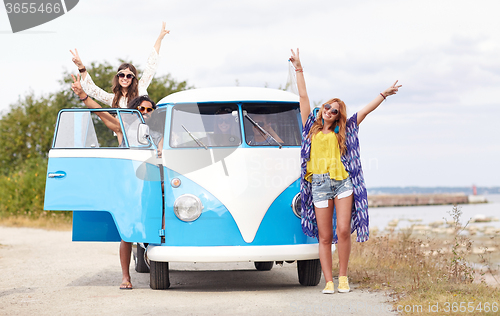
[{"xmin": 111, "ymin": 63, "xmax": 138, "ymax": 108}]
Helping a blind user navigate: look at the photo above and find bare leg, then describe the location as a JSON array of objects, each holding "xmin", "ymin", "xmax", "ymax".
[
  {"xmin": 334, "ymin": 195, "xmax": 353, "ymax": 276},
  {"xmin": 120, "ymin": 240, "xmax": 132, "ymax": 287},
  {"xmin": 314, "ymin": 199, "xmax": 334, "ymax": 282}
]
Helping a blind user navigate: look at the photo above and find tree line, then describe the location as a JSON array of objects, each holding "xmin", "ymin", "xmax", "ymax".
[{"xmin": 0, "ymin": 61, "xmax": 191, "ymax": 220}]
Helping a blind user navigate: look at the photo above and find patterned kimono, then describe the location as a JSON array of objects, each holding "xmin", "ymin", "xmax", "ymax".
[{"xmin": 300, "ymin": 111, "xmax": 369, "ymax": 243}]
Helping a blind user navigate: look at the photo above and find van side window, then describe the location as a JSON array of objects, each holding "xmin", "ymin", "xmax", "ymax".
[
  {"xmin": 146, "ymin": 108, "xmax": 167, "ymax": 147},
  {"xmin": 243, "ymin": 104, "xmax": 301, "ymax": 146},
  {"xmin": 121, "ymin": 111, "xmax": 147, "ymax": 147},
  {"xmin": 54, "ymin": 110, "xmax": 123, "ymax": 148},
  {"xmin": 53, "ymin": 109, "xmax": 163, "ymax": 149},
  {"xmin": 170, "ymin": 104, "xmax": 241, "ymax": 148}
]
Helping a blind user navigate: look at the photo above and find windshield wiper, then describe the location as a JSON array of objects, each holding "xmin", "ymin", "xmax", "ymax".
[
  {"xmin": 181, "ymin": 124, "xmax": 208, "ymax": 150},
  {"xmin": 243, "ymin": 111, "xmax": 282, "ymax": 149}
]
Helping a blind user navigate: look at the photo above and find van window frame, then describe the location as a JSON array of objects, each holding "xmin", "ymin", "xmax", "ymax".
[{"xmin": 51, "ymin": 108, "xmax": 152, "ymax": 149}]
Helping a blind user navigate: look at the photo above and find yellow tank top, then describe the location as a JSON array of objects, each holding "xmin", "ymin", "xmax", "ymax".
[{"xmin": 305, "ymin": 131, "xmax": 349, "ymax": 182}]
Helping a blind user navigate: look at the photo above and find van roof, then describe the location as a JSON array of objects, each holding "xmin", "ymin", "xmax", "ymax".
[{"xmin": 158, "ymin": 87, "xmax": 299, "ymax": 104}]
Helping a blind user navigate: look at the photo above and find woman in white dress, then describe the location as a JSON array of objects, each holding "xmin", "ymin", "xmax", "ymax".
[{"xmin": 70, "ymin": 22, "xmax": 169, "ymax": 108}]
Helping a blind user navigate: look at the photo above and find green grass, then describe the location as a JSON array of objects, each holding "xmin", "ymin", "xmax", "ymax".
[{"xmin": 0, "ymin": 212, "xmax": 72, "ymax": 231}]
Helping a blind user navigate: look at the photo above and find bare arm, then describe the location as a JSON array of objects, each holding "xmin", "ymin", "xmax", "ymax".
[
  {"xmin": 71, "ymin": 74, "xmax": 122, "ymax": 134},
  {"xmin": 138, "ymin": 22, "xmax": 169, "ymax": 95},
  {"xmin": 157, "ymin": 138, "xmax": 164, "ymax": 158},
  {"xmin": 153, "ymin": 22, "xmax": 170, "ymax": 54},
  {"xmin": 71, "ymin": 49, "xmax": 114, "ymax": 106},
  {"xmin": 289, "ymin": 48, "xmax": 311, "ymax": 126},
  {"xmin": 357, "ymin": 80, "xmax": 402, "ymax": 125}
]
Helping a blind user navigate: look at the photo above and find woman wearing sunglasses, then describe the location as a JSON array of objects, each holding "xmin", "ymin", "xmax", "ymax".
[
  {"xmin": 289, "ymin": 48, "xmax": 401, "ymax": 294},
  {"xmin": 70, "ymin": 22, "xmax": 169, "ymax": 108},
  {"xmin": 71, "ymin": 74, "xmax": 163, "ymax": 290},
  {"xmin": 71, "ymin": 73, "xmax": 159, "ymax": 146},
  {"xmin": 208, "ymin": 107, "xmax": 240, "ymax": 146}
]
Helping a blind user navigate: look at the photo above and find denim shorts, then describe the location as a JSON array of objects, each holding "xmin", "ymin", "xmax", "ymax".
[{"xmin": 311, "ymin": 173, "xmax": 353, "ymax": 206}]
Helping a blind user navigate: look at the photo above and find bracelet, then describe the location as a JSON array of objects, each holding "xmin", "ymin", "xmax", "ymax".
[
  {"xmin": 295, "ymin": 68, "xmax": 303, "ymax": 72},
  {"xmin": 80, "ymin": 94, "xmax": 89, "ymax": 101},
  {"xmin": 78, "ymin": 67, "xmax": 87, "ymax": 73},
  {"xmin": 380, "ymin": 93, "xmax": 386, "ymax": 100}
]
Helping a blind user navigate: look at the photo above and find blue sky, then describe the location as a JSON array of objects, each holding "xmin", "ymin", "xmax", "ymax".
[{"xmin": 1, "ymin": 0, "xmax": 499, "ymax": 187}]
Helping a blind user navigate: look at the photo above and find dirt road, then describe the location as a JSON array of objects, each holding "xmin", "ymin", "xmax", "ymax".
[{"xmin": 0, "ymin": 226, "xmax": 396, "ymax": 315}]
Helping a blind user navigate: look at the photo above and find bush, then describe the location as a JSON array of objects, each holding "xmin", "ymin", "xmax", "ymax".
[{"xmin": 0, "ymin": 156, "xmax": 72, "ymax": 221}]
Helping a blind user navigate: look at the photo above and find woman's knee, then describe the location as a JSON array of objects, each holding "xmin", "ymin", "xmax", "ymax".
[
  {"xmin": 318, "ymin": 233, "xmax": 333, "ymax": 244},
  {"xmin": 337, "ymin": 227, "xmax": 350, "ymax": 240}
]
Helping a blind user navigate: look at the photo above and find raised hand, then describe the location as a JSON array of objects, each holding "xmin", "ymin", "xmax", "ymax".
[
  {"xmin": 154, "ymin": 22, "xmax": 170, "ymax": 53},
  {"xmin": 289, "ymin": 48, "xmax": 302, "ymax": 70},
  {"xmin": 158, "ymin": 21, "xmax": 170, "ymax": 40},
  {"xmin": 382, "ymin": 80, "xmax": 403, "ymax": 97},
  {"xmin": 70, "ymin": 49, "xmax": 85, "ymax": 70},
  {"xmin": 71, "ymin": 73, "xmax": 85, "ymax": 97}
]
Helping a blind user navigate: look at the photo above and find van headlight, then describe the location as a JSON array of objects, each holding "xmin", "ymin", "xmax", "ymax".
[
  {"xmin": 291, "ymin": 193, "xmax": 301, "ymax": 218},
  {"xmin": 174, "ymin": 194, "xmax": 203, "ymax": 222}
]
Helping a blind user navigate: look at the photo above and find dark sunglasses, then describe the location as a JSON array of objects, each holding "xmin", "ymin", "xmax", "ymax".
[
  {"xmin": 117, "ymin": 73, "xmax": 135, "ymax": 79},
  {"xmin": 138, "ymin": 105, "xmax": 154, "ymax": 113},
  {"xmin": 217, "ymin": 117, "xmax": 232, "ymax": 124},
  {"xmin": 323, "ymin": 103, "xmax": 339, "ymax": 115}
]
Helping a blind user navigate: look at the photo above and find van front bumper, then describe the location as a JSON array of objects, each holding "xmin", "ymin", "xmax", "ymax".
[{"xmin": 147, "ymin": 244, "xmax": 323, "ymax": 262}]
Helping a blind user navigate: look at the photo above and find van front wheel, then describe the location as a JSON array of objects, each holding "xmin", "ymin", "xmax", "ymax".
[
  {"xmin": 254, "ymin": 261, "xmax": 274, "ymax": 271},
  {"xmin": 149, "ymin": 260, "xmax": 170, "ymax": 290},
  {"xmin": 134, "ymin": 244, "xmax": 150, "ymax": 273},
  {"xmin": 297, "ymin": 259, "xmax": 321, "ymax": 286}
]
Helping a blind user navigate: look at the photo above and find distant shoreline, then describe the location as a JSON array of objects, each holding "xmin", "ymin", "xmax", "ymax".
[
  {"xmin": 368, "ymin": 193, "xmax": 487, "ymax": 207},
  {"xmin": 367, "ymin": 186, "xmax": 500, "ymax": 196}
]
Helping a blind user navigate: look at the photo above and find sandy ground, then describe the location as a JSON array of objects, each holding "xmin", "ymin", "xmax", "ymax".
[{"xmin": 0, "ymin": 226, "xmax": 397, "ymax": 315}]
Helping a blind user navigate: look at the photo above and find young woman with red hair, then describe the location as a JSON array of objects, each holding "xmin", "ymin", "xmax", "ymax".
[{"xmin": 289, "ymin": 48, "xmax": 401, "ymax": 294}]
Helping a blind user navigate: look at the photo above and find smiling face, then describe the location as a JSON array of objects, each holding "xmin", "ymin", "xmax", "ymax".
[
  {"xmin": 137, "ymin": 100, "xmax": 154, "ymax": 119},
  {"xmin": 322, "ymin": 101, "xmax": 340, "ymax": 122},
  {"xmin": 216, "ymin": 115, "xmax": 233, "ymax": 133},
  {"xmin": 116, "ymin": 68, "xmax": 135, "ymax": 88}
]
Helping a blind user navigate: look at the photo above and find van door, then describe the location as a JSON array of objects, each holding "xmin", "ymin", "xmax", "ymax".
[{"xmin": 44, "ymin": 109, "xmax": 163, "ymax": 243}]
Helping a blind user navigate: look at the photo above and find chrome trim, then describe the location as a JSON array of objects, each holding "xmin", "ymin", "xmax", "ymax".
[{"xmin": 291, "ymin": 193, "xmax": 301, "ymax": 218}]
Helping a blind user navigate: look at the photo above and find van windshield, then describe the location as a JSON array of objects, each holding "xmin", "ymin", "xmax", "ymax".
[
  {"xmin": 170, "ymin": 104, "xmax": 241, "ymax": 148},
  {"xmin": 242, "ymin": 104, "xmax": 301, "ymax": 146}
]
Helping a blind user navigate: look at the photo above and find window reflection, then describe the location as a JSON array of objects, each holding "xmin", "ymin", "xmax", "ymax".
[
  {"xmin": 170, "ymin": 104, "xmax": 241, "ymax": 148},
  {"xmin": 243, "ymin": 105, "xmax": 301, "ymax": 146}
]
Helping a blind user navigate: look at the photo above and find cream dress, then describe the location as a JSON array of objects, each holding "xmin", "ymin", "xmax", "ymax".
[{"xmin": 80, "ymin": 48, "xmax": 159, "ymax": 108}]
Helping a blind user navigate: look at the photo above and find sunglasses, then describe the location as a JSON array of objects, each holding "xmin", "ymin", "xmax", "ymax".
[
  {"xmin": 217, "ymin": 117, "xmax": 232, "ymax": 124},
  {"xmin": 323, "ymin": 103, "xmax": 339, "ymax": 115},
  {"xmin": 117, "ymin": 73, "xmax": 135, "ymax": 79},
  {"xmin": 138, "ymin": 106, "xmax": 154, "ymax": 113}
]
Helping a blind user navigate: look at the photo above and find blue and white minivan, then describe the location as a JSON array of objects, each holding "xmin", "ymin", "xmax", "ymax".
[{"xmin": 44, "ymin": 87, "xmax": 321, "ymax": 289}]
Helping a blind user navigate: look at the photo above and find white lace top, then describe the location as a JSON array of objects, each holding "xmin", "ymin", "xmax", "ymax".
[{"xmin": 81, "ymin": 48, "xmax": 159, "ymax": 108}]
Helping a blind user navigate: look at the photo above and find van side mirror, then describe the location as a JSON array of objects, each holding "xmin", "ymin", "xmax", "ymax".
[{"xmin": 137, "ymin": 123, "xmax": 150, "ymax": 145}]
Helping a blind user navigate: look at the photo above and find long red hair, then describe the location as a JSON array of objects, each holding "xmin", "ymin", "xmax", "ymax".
[{"xmin": 307, "ymin": 98, "xmax": 347, "ymax": 155}]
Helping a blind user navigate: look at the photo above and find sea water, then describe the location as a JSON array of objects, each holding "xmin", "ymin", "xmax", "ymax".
[{"xmin": 368, "ymin": 194, "xmax": 500, "ymax": 231}]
